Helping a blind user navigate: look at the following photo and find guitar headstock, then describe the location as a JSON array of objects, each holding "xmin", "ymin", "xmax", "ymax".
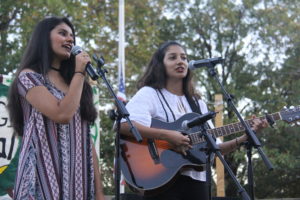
[{"xmin": 280, "ymin": 106, "xmax": 300, "ymax": 124}]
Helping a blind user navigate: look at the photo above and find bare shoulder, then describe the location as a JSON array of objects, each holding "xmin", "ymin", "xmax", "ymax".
[{"xmin": 20, "ymin": 68, "xmax": 35, "ymax": 73}]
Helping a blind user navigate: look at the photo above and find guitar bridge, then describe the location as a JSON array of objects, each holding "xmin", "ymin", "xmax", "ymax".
[{"xmin": 147, "ymin": 139, "xmax": 160, "ymax": 164}]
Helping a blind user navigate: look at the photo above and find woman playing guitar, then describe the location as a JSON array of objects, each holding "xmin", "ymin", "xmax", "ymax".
[{"xmin": 120, "ymin": 41, "xmax": 268, "ymax": 200}]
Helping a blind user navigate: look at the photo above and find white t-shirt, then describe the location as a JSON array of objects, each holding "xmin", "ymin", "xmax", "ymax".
[{"xmin": 123, "ymin": 86, "xmax": 220, "ymax": 182}]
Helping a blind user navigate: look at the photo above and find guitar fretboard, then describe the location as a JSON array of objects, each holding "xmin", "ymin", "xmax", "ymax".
[{"xmin": 189, "ymin": 112, "xmax": 281, "ymax": 145}]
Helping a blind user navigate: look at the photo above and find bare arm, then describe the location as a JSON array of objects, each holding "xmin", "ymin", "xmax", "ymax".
[
  {"xmin": 219, "ymin": 134, "xmax": 248, "ymax": 155},
  {"xmin": 24, "ymin": 51, "xmax": 90, "ymax": 123},
  {"xmin": 25, "ymin": 72, "xmax": 85, "ymax": 123},
  {"xmin": 219, "ymin": 115, "xmax": 269, "ymax": 155}
]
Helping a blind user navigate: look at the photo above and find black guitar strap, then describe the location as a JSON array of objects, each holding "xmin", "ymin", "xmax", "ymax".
[
  {"xmin": 155, "ymin": 90, "xmax": 169, "ymax": 122},
  {"xmin": 156, "ymin": 89, "xmax": 202, "ymax": 119},
  {"xmin": 185, "ymin": 95, "xmax": 202, "ymax": 115},
  {"xmin": 186, "ymin": 95, "xmax": 212, "ymax": 130},
  {"xmin": 157, "ymin": 89, "xmax": 176, "ymax": 122}
]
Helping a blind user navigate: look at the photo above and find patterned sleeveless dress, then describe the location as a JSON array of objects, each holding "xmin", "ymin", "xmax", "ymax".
[{"xmin": 13, "ymin": 72, "xmax": 95, "ymax": 200}]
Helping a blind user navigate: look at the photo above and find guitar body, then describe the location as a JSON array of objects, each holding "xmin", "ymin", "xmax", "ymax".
[{"xmin": 120, "ymin": 113, "xmax": 208, "ymax": 193}]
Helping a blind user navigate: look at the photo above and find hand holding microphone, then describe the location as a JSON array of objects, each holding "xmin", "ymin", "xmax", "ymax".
[{"xmin": 71, "ymin": 45, "xmax": 99, "ymax": 80}]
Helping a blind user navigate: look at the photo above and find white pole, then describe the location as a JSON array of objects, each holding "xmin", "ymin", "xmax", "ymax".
[
  {"xmin": 118, "ymin": 0, "xmax": 126, "ymax": 194},
  {"xmin": 117, "ymin": 0, "xmax": 126, "ymax": 102}
]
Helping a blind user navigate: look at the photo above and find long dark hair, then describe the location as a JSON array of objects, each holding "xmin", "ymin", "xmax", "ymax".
[
  {"xmin": 7, "ymin": 16, "xmax": 97, "ymax": 136},
  {"xmin": 137, "ymin": 41, "xmax": 199, "ymax": 99}
]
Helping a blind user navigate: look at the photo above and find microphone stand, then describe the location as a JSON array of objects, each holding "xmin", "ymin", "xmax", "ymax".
[
  {"xmin": 198, "ymin": 123, "xmax": 251, "ymax": 200},
  {"xmin": 92, "ymin": 55, "xmax": 143, "ymax": 200},
  {"xmin": 245, "ymin": 141, "xmax": 255, "ymax": 200},
  {"xmin": 205, "ymin": 61, "xmax": 274, "ymax": 199}
]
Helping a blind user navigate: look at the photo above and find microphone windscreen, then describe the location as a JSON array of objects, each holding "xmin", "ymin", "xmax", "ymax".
[
  {"xmin": 188, "ymin": 60, "xmax": 196, "ymax": 71},
  {"xmin": 71, "ymin": 45, "xmax": 82, "ymax": 56}
]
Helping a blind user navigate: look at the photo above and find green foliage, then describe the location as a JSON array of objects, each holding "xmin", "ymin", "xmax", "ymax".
[
  {"xmin": 99, "ymin": 109, "xmax": 115, "ymax": 195},
  {"xmin": 253, "ymin": 123, "xmax": 300, "ymax": 198}
]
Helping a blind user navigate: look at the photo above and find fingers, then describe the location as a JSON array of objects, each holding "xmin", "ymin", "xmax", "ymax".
[
  {"xmin": 180, "ymin": 135, "xmax": 193, "ymax": 150},
  {"xmin": 251, "ymin": 116, "xmax": 269, "ymax": 131},
  {"xmin": 170, "ymin": 131, "xmax": 190, "ymax": 145},
  {"xmin": 181, "ymin": 146, "xmax": 188, "ymax": 156},
  {"xmin": 75, "ymin": 51, "xmax": 91, "ymax": 71},
  {"xmin": 174, "ymin": 145, "xmax": 190, "ymax": 156},
  {"xmin": 167, "ymin": 131, "xmax": 192, "ymax": 156},
  {"xmin": 178, "ymin": 135, "xmax": 192, "ymax": 155},
  {"xmin": 182, "ymin": 135, "xmax": 190, "ymax": 145},
  {"xmin": 164, "ymin": 130, "xmax": 195, "ymax": 156},
  {"xmin": 79, "ymin": 52, "xmax": 91, "ymax": 62}
]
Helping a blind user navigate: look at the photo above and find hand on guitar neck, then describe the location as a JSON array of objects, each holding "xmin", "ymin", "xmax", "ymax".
[
  {"xmin": 219, "ymin": 115, "xmax": 269, "ymax": 154},
  {"xmin": 250, "ymin": 115, "xmax": 269, "ymax": 132}
]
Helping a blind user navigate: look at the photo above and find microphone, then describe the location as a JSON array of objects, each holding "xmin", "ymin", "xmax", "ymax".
[
  {"xmin": 182, "ymin": 111, "xmax": 217, "ymax": 130},
  {"xmin": 188, "ymin": 57, "xmax": 224, "ymax": 70},
  {"xmin": 71, "ymin": 45, "xmax": 99, "ymax": 80}
]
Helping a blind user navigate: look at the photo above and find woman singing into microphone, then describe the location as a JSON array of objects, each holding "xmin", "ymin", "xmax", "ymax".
[{"xmin": 8, "ymin": 16, "xmax": 104, "ymax": 200}]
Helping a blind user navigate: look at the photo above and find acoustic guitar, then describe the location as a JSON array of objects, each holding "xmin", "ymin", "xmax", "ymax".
[{"xmin": 119, "ymin": 107, "xmax": 300, "ymax": 194}]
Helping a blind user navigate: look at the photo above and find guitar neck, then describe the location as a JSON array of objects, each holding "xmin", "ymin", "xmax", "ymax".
[{"xmin": 189, "ymin": 112, "xmax": 282, "ymax": 144}]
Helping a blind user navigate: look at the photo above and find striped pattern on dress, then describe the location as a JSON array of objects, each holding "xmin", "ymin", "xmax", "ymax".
[{"xmin": 13, "ymin": 72, "xmax": 95, "ymax": 200}]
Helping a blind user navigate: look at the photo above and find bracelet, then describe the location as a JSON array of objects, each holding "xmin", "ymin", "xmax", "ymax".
[{"xmin": 74, "ymin": 71, "xmax": 85, "ymax": 76}]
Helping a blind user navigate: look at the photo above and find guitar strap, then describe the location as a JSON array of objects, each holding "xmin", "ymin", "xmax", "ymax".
[
  {"xmin": 156, "ymin": 89, "xmax": 202, "ymax": 119},
  {"xmin": 186, "ymin": 94, "xmax": 212, "ymax": 129},
  {"xmin": 156, "ymin": 89, "xmax": 176, "ymax": 122},
  {"xmin": 155, "ymin": 90, "xmax": 169, "ymax": 122},
  {"xmin": 147, "ymin": 89, "xmax": 176, "ymax": 163},
  {"xmin": 185, "ymin": 95, "xmax": 202, "ymax": 115}
]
